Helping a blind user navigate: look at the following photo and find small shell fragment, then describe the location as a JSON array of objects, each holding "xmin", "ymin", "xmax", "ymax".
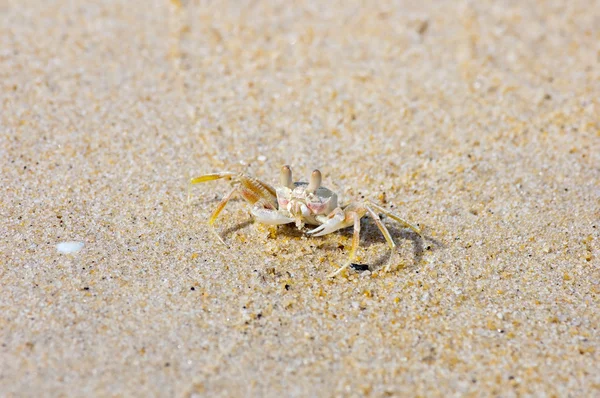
[{"xmin": 56, "ymin": 241, "xmax": 85, "ymax": 254}]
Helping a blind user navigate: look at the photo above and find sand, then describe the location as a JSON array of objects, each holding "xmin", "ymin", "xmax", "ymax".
[{"xmin": 1, "ymin": 0, "xmax": 598, "ymax": 396}]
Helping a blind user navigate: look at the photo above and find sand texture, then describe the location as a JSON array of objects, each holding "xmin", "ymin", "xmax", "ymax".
[{"xmin": 1, "ymin": 0, "xmax": 599, "ymax": 396}]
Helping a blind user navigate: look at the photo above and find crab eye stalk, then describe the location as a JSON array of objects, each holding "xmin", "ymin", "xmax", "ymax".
[
  {"xmin": 307, "ymin": 169, "xmax": 322, "ymax": 192},
  {"xmin": 280, "ymin": 165, "xmax": 293, "ymax": 188}
]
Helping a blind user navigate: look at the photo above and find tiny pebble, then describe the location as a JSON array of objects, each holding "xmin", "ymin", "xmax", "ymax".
[
  {"xmin": 56, "ymin": 241, "xmax": 85, "ymax": 254},
  {"xmin": 257, "ymin": 155, "xmax": 267, "ymax": 162},
  {"xmin": 350, "ymin": 263, "xmax": 369, "ymax": 271}
]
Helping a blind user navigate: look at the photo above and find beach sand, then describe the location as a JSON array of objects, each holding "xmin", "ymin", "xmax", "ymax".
[{"xmin": 1, "ymin": 0, "xmax": 598, "ymax": 396}]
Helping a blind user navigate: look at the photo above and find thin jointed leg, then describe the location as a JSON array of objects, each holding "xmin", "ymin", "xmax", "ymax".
[
  {"xmin": 367, "ymin": 200, "xmax": 422, "ymax": 237},
  {"xmin": 327, "ymin": 212, "xmax": 361, "ymax": 277},
  {"xmin": 206, "ymin": 187, "xmax": 238, "ymax": 245},
  {"xmin": 209, "ymin": 188, "xmax": 238, "ymax": 226},
  {"xmin": 188, "ymin": 171, "xmax": 280, "ymax": 245},
  {"xmin": 188, "ymin": 172, "xmax": 236, "ymax": 204},
  {"xmin": 365, "ymin": 206, "xmax": 398, "ymax": 272}
]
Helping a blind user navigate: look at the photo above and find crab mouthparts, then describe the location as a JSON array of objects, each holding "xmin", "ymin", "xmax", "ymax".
[{"xmin": 294, "ymin": 218, "xmax": 305, "ymax": 229}]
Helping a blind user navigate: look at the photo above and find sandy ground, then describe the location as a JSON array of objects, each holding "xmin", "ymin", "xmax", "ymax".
[{"xmin": 1, "ymin": 0, "xmax": 599, "ymax": 396}]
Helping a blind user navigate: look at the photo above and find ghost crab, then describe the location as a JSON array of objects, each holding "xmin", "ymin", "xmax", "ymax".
[{"xmin": 188, "ymin": 165, "xmax": 422, "ymax": 277}]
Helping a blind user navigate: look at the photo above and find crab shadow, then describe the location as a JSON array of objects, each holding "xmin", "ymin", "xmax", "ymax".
[
  {"xmin": 360, "ymin": 222, "xmax": 423, "ymax": 271},
  {"xmin": 220, "ymin": 219, "xmax": 254, "ymax": 240},
  {"xmin": 218, "ymin": 215, "xmax": 442, "ymax": 273},
  {"xmin": 328, "ymin": 220, "xmax": 441, "ymax": 272},
  {"xmin": 219, "ymin": 218, "xmax": 306, "ymax": 242}
]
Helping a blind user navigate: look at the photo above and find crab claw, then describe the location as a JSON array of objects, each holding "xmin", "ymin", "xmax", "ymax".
[
  {"xmin": 251, "ymin": 208, "xmax": 295, "ymax": 225},
  {"xmin": 307, "ymin": 210, "xmax": 348, "ymax": 236}
]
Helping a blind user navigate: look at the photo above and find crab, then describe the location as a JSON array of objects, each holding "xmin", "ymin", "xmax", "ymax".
[{"xmin": 188, "ymin": 165, "xmax": 422, "ymax": 277}]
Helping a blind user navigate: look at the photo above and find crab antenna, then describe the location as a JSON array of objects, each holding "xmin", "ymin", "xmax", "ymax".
[
  {"xmin": 280, "ymin": 165, "xmax": 293, "ymax": 188},
  {"xmin": 307, "ymin": 169, "xmax": 322, "ymax": 192}
]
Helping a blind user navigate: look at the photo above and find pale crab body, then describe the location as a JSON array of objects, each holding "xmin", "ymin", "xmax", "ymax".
[
  {"xmin": 188, "ymin": 165, "xmax": 421, "ymax": 277},
  {"xmin": 275, "ymin": 181, "xmax": 338, "ymax": 228}
]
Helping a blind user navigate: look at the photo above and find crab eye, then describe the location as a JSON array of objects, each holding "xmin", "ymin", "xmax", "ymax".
[
  {"xmin": 307, "ymin": 169, "xmax": 322, "ymax": 192},
  {"xmin": 280, "ymin": 165, "xmax": 293, "ymax": 188}
]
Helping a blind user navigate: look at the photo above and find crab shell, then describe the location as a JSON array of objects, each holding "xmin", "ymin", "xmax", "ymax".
[{"xmin": 276, "ymin": 182, "xmax": 338, "ymax": 226}]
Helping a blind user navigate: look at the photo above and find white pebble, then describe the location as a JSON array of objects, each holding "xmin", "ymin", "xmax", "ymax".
[
  {"xmin": 56, "ymin": 241, "xmax": 85, "ymax": 254},
  {"xmin": 257, "ymin": 155, "xmax": 267, "ymax": 162}
]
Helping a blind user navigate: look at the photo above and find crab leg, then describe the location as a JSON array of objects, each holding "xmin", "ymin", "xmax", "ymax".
[
  {"xmin": 205, "ymin": 187, "xmax": 238, "ymax": 245},
  {"xmin": 208, "ymin": 187, "xmax": 237, "ymax": 226},
  {"xmin": 365, "ymin": 206, "xmax": 396, "ymax": 249},
  {"xmin": 327, "ymin": 212, "xmax": 361, "ymax": 277},
  {"xmin": 365, "ymin": 205, "xmax": 398, "ymax": 272},
  {"xmin": 188, "ymin": 172, "xmax": 278, "ymax": 209},
  {"xmin": 367, "ymin": 200, "xmax": 422, "ymax": 237},
  {"xmin": 187, "ymin": 172, "xmax": 236, "ymax": 204},
  {"xmin": 324, "ymin": 201, "xmax": 421, "ymax": 276},
  {"xmin": 188, "ymin": 171, "xmax": 280, "ymax": 243}
]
